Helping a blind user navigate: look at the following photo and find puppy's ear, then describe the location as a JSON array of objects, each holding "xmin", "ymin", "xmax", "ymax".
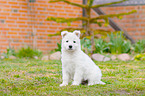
[
  {"xmin": 73, "ymin": 30, "xmax": 80, "ymax": 38},
  {"xmin": 61, "ymin": 31, "xmax": 68, "ymax": 38}
]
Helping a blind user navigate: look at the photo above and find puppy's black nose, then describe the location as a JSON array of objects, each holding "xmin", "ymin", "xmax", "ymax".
[{"xmin": 69, "ymin": 45, "xmax": 72, "ymax": 49}]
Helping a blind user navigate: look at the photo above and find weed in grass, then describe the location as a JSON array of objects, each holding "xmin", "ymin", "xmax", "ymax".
[{"xmin": 108, "ymin": 32, "xmax": 132, "ymax": 54}]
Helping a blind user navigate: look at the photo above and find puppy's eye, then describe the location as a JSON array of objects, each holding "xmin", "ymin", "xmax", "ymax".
[
  {"xmin": 66, "ymin": 40, "xmax": 68, "ymax": 43},
  {"xmin": 73, "ymin": 41, "xmax": 76, "ymax": 43}
]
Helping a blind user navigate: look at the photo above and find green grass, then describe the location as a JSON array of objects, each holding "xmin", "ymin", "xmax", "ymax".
[{"xmin": 0, "ymin": 59, "xmax": 144, "ymax": 96}]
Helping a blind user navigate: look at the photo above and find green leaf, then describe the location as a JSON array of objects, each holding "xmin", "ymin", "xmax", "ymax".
[
  {"xmin": 98, "ymin": 22, "xmax": 103, "ymax": 27},
  {"xmin": 104, "ymin": 23, "xmax": 109, "ymax": 27},
  {"xmin": 48, "ymin": 31, "xmax": 61, "ymax": 37},
  {"xmin": 91, "ymin": 0, "xmax": 128, "ymax": 8},
  {"xmin": 86, "ymin": 36, "xmax": 91, "ymax": 39},
  {"xmin": 87, "ymin": 0, "xmax": 94, "ymax": 7},
  {"xmin": 47, "ymin": 17, "xmax": 88, "ymax": 23},
  {"xmin": 104, "ymin": 18, "xmax": 109, "ymax": 27},
  {"xmin": 67, "ymin": 22, "xmax": 71, "ymax": 26},
  {"xmin": 90, "ymin": 10, "xmax": 137, "ymax": 22},
  {"xmin": 118, "ymin": 16, "xmax": 123, "ymax": 20}
]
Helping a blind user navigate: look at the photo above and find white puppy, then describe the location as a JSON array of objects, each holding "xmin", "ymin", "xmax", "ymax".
[{"xmin": 60, "ymin": 30, "xmax": 105, "ymax": 87}]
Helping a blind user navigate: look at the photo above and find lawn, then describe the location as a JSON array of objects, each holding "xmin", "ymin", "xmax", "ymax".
[{"xmin": 0, "ymin": 59, "xmax": 144, "ymax": 96}]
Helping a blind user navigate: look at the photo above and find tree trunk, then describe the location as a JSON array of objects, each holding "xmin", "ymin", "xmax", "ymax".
[{"xmin": 91, "ymin": 31, "xmax": 95, "ymax": 54}]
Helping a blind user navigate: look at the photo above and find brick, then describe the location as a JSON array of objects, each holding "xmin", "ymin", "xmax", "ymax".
[
  {"xmin": 59, "ymin": 13, "xmax": 67, "ymax": 16},
  {"xmin": 19, "ymin": 32, "xmax": 27, "ymax": 35},
  {"xmin": 19, "ymin": 2, "xmax": 27, "ymax": 6},
  {"xmin": 47, "ymin": 8, "xmax": 55, "ymax": 11},
  {"xmin": 0, "ymin": 16, "xmax": 7, "ymax": 19},
  {"xmin": 68, "ymin": 14, "xmax": 77, "ymax": 17},
  {"xmin": 24, "ymin": 40, "xmax": 32, "ymax": 43},
  {"xmin": 48, "ymin": 12, "xmax": 58, "ymax": 15},
  {"xmin": 51, "ymin": 23, "xmax": 61, "ymax": 26},
  {"xmin": 54, "ymin": 5, "xmax": 63, "ymax": 8},
  {"xmin": 37, "ymin": 0, "xmax": 47, "ymax": 3},
  {"xmin": 64, "ymin": 6, "xmax": 72, "ymax": 9},
  {"xmin": 141, "ymin": 6, "xmax": 145, "ymax": 9},
  {"xmin": 3, "ymin": 9, "xmax": 11, "ymax": 12},
  {"xmin": 126, "ymin": 28, "xmax": 136, "ymax": 32},
  {"xmin": 8, "ymin": 24, "xmax": 18, "ymax": 27},
  {"xmin": 72, "ymin": 7, "xmax": 81, "ymax": 10},
  {"xmin": 141, "ymin": 32, "xmax": 145, "ymax": 35},
  {"xmin": 8, "ymin": 2, "xmax": 18, "ymax": 5},
  {"xmin": 27, "ymin": 29, "xmax": 33, "ymax": 32},
  {"xmin": 128, "ymin": 32, "xmax": 134, "ymax": 36},
  {"xmin": 21, "ymin": 6, "xmax": 27, "ymax": 9},
  {"xmin": 6, "ymin": 20, "xmax": 15, "ymax": 23},
  {"xmin": 138, "ymin": 28, "xmax": 143, "ymax": 32},
  {"xmin": 11, "ymin": 36, "xmax": 21, "ymax": 39},
  {"xmin": 11, "ymin": 28, "xmax": 20, "ymax": 31},
  {"xmin": 37, "ymin": 40, "xmax": 43, "ymax": 43},
  {"xmin": 19, "ymin": 10, "xmax": 28, "ymax": 13},
  {"xmin": 134, "ymin": 32, "xmax": 140, "ymax": 36},
  {"xmin": 11, "ymin": 13, "xmax": 21, "ymax": 16},
  {"xmin": 0, "ymin": 13, "xmax": 10, "ymax": 15},
  {"xmin": 126, "ymin": 6, "xmax": 135, "ymax": 10},
  {"xmin": 141, "ymin": 24, "xmax": 145, "ymax": 27},
  {"xmin": 37, "ymin": 29, "xmax": 46, "ymax": 32},
  {"xmin": 136, "ymin": 37, "xmax": 143, "ymax": 40},
  {"xmin": 28, "ymin": 21, "xmax": 35, "ymax": 24},
  {"xmin": 19, "ymin": 17, "xmax": 28, "ymax": 20},
  {"xmin": 39, "ymin": 11, "xmax": 48, "ymax": 14},
  {"xmin": 11, "ymin": 5, "xmax": 20, "ymax": 8},
  {"xmin": 17, "ymin": 0, "xmax": 26, "ymax": 1},
  {"xmin": 37, "ymin": 15, "xmax": 45, "ymax": 18},
  {"xmin": 56, "ymin": 9, "xmax": 65, "ymax": 12},
  {"xmin": 8, "ymin": 32, "xmax": 18, "ymax": 35},
  {"xmin": 39, "ymin": 4, "xmax": 48, "ymax": 7},
  {"xmin": 0, "ymin": 39, "xmax": 7, "ymax": 42},
  {"xmin": 19, "ymin": 25, "xmax": 28, "ymax": 27},
  {"xmin": 11, "ymin": 43, "xmax": 20, "ymax": 46},
  {"xmin": 66, "ymin": 10, "xmax": 74, "ymax": 13},
  {"xmin": 39, "ymin": 26, "xmax": 48, "ymax": 29},
  {"xmin": 0, "ymin": 43, "xmax": 8, "ymax": 46},
  {"xmin": 8, "ymin": 17, "xmax": 18, "ymax": 20},
  {"xmin": 49, "ymin": 26, "xmax": 58, "ymax": 30},
  {"xmin": 0, "ymin": 1, "xmax": 7, "ymax": 4},
  {"xmin": 37, "ymin": 8, "xmax": 44, "ymax": 10},
  {"xmin": 28, "ymin": 14, "xmax": 35, "ymax": 17},
  {"xmin": 34, "ymin": 25, "xmax": 38, "ymax": 28},
  {"xmin": 0, "ymin": 5, "xmax": 10, "ymax": 8},
  {"xmin": 21, "ymin": 14, "xmax": 26, "ymax": 16}
]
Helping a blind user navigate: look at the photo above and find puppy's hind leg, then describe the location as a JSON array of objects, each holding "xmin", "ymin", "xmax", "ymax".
[
  {"xmin": 88, "ymin": 80, "xmax": 106, "ymax": 85},
  {"xmin": 72, "ymin": 70, "xmax": 83, "ymax": 86},
  {"xmin": 88, "ymin": 75, "xmax": 104, "ymax": 85},
  {"xmin": 97, "ymin": 81, "xmax": 106, "ymax": 85}
]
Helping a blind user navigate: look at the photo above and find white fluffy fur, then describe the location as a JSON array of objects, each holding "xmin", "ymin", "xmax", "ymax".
[{"xmin": 60, "ymin": 30, "xmax": 105, "ymax": 87}]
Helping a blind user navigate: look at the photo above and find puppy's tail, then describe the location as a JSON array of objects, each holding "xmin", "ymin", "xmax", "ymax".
[{"xmin": 98, "ymin": 81, "xmax": 106, "ymax": 85}]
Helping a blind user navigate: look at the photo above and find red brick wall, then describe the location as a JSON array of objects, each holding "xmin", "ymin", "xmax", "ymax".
[
  {"xmin": 101, "ymin": 6, "xmax": 145, "ymax": 40},
  {"xmin": 0, "ymin": 0, "xmax": 145, "ymax": 53},
  {"xmin": 0, "ymin": 0, "xmax": 82, "ymax": 53},
  {"xmin": 91, "ymin": 5, "xmax": 145, "ymax": 40}
]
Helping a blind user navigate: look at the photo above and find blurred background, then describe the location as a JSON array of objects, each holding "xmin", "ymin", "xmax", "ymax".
[{"xmin": 0, "ymin": 0, "xmax": 145, "ymax": 60}]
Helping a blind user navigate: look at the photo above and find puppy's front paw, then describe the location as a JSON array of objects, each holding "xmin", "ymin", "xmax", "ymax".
[{"xmin": 60, "ymin": 83, "xmax": 68, "ymax": 87}]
